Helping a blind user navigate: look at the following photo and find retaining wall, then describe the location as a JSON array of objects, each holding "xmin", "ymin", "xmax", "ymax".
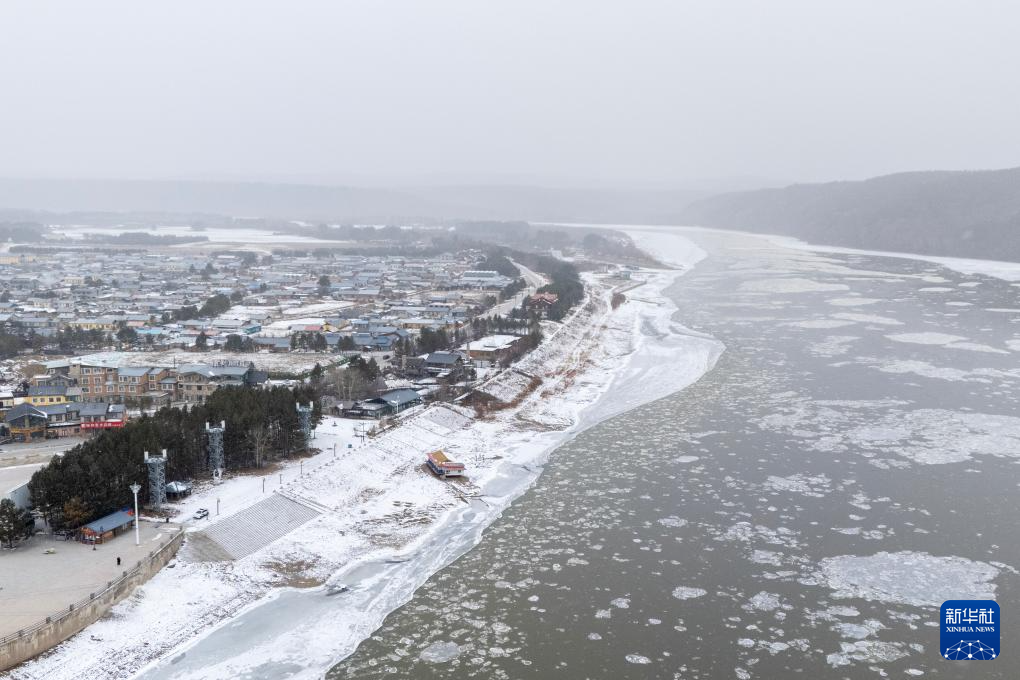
[{"xmin": 0, "ymin": 529, "xmax": 185, "ymax": 671}]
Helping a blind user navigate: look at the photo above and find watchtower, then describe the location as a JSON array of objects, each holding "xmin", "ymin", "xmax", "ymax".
[
  {"xmin": 144, "ymin": 449, "xmax": 168, "ymax": 509},
  {"xmin": 296, "ymin": 401, "xmax": 314, "ymax": 449},
  {"xmin": 206, "ymin": 420, "xmax": 225, "ymax": 483}
]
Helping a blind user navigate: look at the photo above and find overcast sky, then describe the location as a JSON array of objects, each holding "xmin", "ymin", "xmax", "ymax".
[{"xmin": 1, "ymin": 1, "xmax": 1018, "ymax": 188}]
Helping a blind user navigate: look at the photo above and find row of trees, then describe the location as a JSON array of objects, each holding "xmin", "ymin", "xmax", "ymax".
[
  {"xmin": 469, "ymin": 314, "xmax": 531, "ymax": 337},
  {"xmin": 475, "ymin": 253, "xmax": 520, "ymax": 278},
  {"xmin": 224, "ymin": 334, "xmax": 256, "ymax": 352},
  {"xmin": 529, "ymin": 255, "xmax": 584, "ymax": 320},
  {"xmin": 319, "ymin": 356, "xmax": 384, "ymax": 401},
  {"xmin": 28, "ymin": 385, "xmax": 321, "ymax": 531},
  {"xmin": 166, "ymin": 292, "xmax": 243, "ymax": 324},
  {"xmin": 292, "ymin": 331, "xmax": 329, "ymax": 351},
  {"xmin": 500, "ymin": 277, "xmax": 526, "ymax": 301},
  {"xmin": 0, "ymin": 322, "xmax": 152, "ymax": 358}
]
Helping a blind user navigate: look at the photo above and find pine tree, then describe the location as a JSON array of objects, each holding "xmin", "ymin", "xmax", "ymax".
[{"xmin": 0, "ymin": 498, "xmax": 31, "ymax": 547}]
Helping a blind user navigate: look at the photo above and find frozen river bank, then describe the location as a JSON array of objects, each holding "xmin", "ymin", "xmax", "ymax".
[
  {"xmin": 7, "ymin": 231, "xmax": 721, "ymax": 680},
  {"xmin": 329, "ymin": 226, "xmax": 1020, "ymax": 680}
]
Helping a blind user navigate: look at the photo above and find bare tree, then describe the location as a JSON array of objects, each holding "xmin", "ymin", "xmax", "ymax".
[
  {"xmin": 330, "ymin": 367, "xmax": 367, "ymax": 402},
  {"xmin": 248, "ymin": 424, "xmax": 272, "ymax": 468}
]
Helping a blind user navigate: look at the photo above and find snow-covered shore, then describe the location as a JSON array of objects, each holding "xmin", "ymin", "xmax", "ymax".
[
  {"xmin": 543, "ymin": 221, "xmax": 1020, "ymax": 283},
  {"xmin": 6, "ymin": 231, "xmax": 723, "ymax": 680}
]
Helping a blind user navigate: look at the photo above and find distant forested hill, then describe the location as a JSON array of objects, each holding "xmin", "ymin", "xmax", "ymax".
[{"xmin": 681, "ymin": 167, "xmax": 1020, "ymax": 260}]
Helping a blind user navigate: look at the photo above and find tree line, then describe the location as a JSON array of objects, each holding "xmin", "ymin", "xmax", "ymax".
[
  {"xmin": 28, "ymin": 385, "xmax": 321, "ymax": 531},
  {"xmin": 523, "ymin": 255, "xmax": 583, "ymax": 321}
]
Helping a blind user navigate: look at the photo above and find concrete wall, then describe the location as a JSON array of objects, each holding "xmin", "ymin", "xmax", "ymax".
[{"xmin": 0, "ymin": 529, "xmax": 185, "ymax": 672}]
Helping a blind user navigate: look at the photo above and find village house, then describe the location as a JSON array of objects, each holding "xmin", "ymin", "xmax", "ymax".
[
  {"xmin": 529, "ymin": 292, "xmax": 559, "ymax": 318},
  {"xmin": 459, "ymin": 334, "xmax": 527, "ymax": 365},
  {"xmin": 343, "ymin": 388, "xmax": 423, "ymax": 419}
]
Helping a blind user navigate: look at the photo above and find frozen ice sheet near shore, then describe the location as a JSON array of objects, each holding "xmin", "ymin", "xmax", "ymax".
[
  {"xmin": 759, "ymin": 232, "xmax": 1020, "ymax": 282},
  {"xmin": 10, "ymin": 230, "xmax": 722, "ymax": 680}
]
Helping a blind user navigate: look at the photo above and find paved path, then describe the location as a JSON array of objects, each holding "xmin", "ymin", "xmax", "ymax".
[{"xmin": 0, "ymin": 522, "xmax": 181, "ymax": 637}]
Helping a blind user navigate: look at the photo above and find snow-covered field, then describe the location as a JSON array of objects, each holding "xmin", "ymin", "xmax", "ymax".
[
  {"xmin": 48, "ymin": 225, "xmax": 353, "ymax": 247},
  {"xmin": 63, "ymin": 350, "xmax": 338, "ymax": 374},
  {"xmin": 8, "ymin": 231, "xmax": 722, "ymax": 680}
]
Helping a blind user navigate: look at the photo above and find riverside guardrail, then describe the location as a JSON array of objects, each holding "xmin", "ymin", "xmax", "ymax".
[{"xmin": 0, "ymin": 528, "xmax": 185, "ymax": 671}]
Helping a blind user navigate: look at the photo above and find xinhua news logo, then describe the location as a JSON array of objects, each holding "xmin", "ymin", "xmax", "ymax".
[{"xmin": 940, "ymin": 600, "xmax": 999, "ymax": 661}]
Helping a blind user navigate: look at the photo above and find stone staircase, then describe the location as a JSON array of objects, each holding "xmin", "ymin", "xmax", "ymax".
[{"xmin": 189, "ymin": 493, "xmax": 320, "ymax": 561}]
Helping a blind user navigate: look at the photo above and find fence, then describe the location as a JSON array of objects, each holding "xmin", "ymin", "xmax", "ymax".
[{"xmin": 0, "ymin": 528, "xmax": 185, "ymax": 671}]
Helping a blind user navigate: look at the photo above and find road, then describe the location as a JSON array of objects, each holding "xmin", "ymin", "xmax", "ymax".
[
  {"xmin": 0, "ymin": 437, "xmax": 84, "ymax": 469},
  {"xmin": 514, "ymin": 259, "xmax": 549, "ymax": 289},
  {"xmin": 481, "ymin": 259, "xmax": 550, "ymax": 319}
]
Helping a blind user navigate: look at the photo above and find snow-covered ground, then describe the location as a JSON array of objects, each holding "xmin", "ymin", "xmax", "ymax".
[
  {"xmin": 61, "ymin": 350, "xmax": 338, "ymax": 374},
  {"xmin": 48, "ymin": 225, "xmax": 353, "ymax": 247},
  {"xmin": 8, "ymin": 231, "xmax": 722, "ymax": 680}
]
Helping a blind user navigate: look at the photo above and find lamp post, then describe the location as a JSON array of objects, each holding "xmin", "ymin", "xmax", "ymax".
[{"xmin": 129, "ymin": 483, "xmax": 141, "ymax": 546}]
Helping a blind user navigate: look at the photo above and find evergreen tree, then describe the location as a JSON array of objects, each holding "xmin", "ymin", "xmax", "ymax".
[
  {"xmin": 116, "ymin": 326, "xmax": 138, "ymax": 344},
  {"xmin": 0, "ymin": 498, "xmax": 32, "ymax": 547},
  {"xmin": 61, "ymin": 497, "xmax": 92, "ymax": 531},
  {"xmin": 29, "ymin": 386, "xmax": 322, "ymax": 523}
]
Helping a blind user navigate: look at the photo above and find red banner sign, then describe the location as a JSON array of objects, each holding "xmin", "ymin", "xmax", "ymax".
[{"xmin": 81, "ymin": 420, "xmax": 126, "ymax": 430}]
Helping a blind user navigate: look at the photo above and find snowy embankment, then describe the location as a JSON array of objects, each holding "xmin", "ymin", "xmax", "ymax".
[{"xmin": 8, "ymin": 232, "xmax": 723, "ymax": 680}]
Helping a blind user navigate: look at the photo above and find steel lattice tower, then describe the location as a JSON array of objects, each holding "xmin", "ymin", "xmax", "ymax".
[
  {"xmin": 144, "ymin": 449, "xmax": 168, "ymax": 509},
  {"xmin": 206, "ymin": 421, "xmax": 225, "ymax": 482},
  {"xmin": 297, "ymin": 401, "xmax": 314, "ymax": 449}
]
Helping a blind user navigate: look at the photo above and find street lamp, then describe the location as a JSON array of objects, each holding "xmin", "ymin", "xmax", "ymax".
[{"xmin": 129, "ymin": 483, "xmax": 141, "ymax": 546}]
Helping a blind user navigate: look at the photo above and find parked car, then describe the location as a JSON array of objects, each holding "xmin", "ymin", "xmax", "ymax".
[{"xmin": 193, "ymin": 508, "xmax": 209, "ymax": 520}]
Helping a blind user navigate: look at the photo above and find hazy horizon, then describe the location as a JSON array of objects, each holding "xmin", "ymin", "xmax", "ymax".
[{"xmin": 3, "ymin": 1, "xmax": 1019, "ymax": 189}]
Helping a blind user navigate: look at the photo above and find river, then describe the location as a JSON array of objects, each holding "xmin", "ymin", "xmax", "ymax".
[{"xmin": 326, "ymin": 227, "xmax": 1020, "ymax": 679}]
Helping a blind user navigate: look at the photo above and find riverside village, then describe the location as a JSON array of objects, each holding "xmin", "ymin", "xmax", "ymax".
[{"xmin": 0, "ymin": 219, "xmax": 650, "ymax": 674}]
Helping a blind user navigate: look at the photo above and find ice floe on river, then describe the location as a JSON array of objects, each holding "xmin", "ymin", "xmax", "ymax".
[
  {"xmin": 816, "ymin": 551, "xmax": 999, "ymax": 607},
  {"xmin": 671, "ymin": 586, "xmax": 708, "ymax": 600},
  {"xmin": 739, "ymin": 278, "xmax": 850, "ymax": 294},
  {"xmin": 757, "ymin": 398, "xmax": 1020, "ymax": 465}
]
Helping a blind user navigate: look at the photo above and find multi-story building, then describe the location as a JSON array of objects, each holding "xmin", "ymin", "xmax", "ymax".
[{"xmin": 176, "ymin": 363, "xmax": 258, "ymax": 403}]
